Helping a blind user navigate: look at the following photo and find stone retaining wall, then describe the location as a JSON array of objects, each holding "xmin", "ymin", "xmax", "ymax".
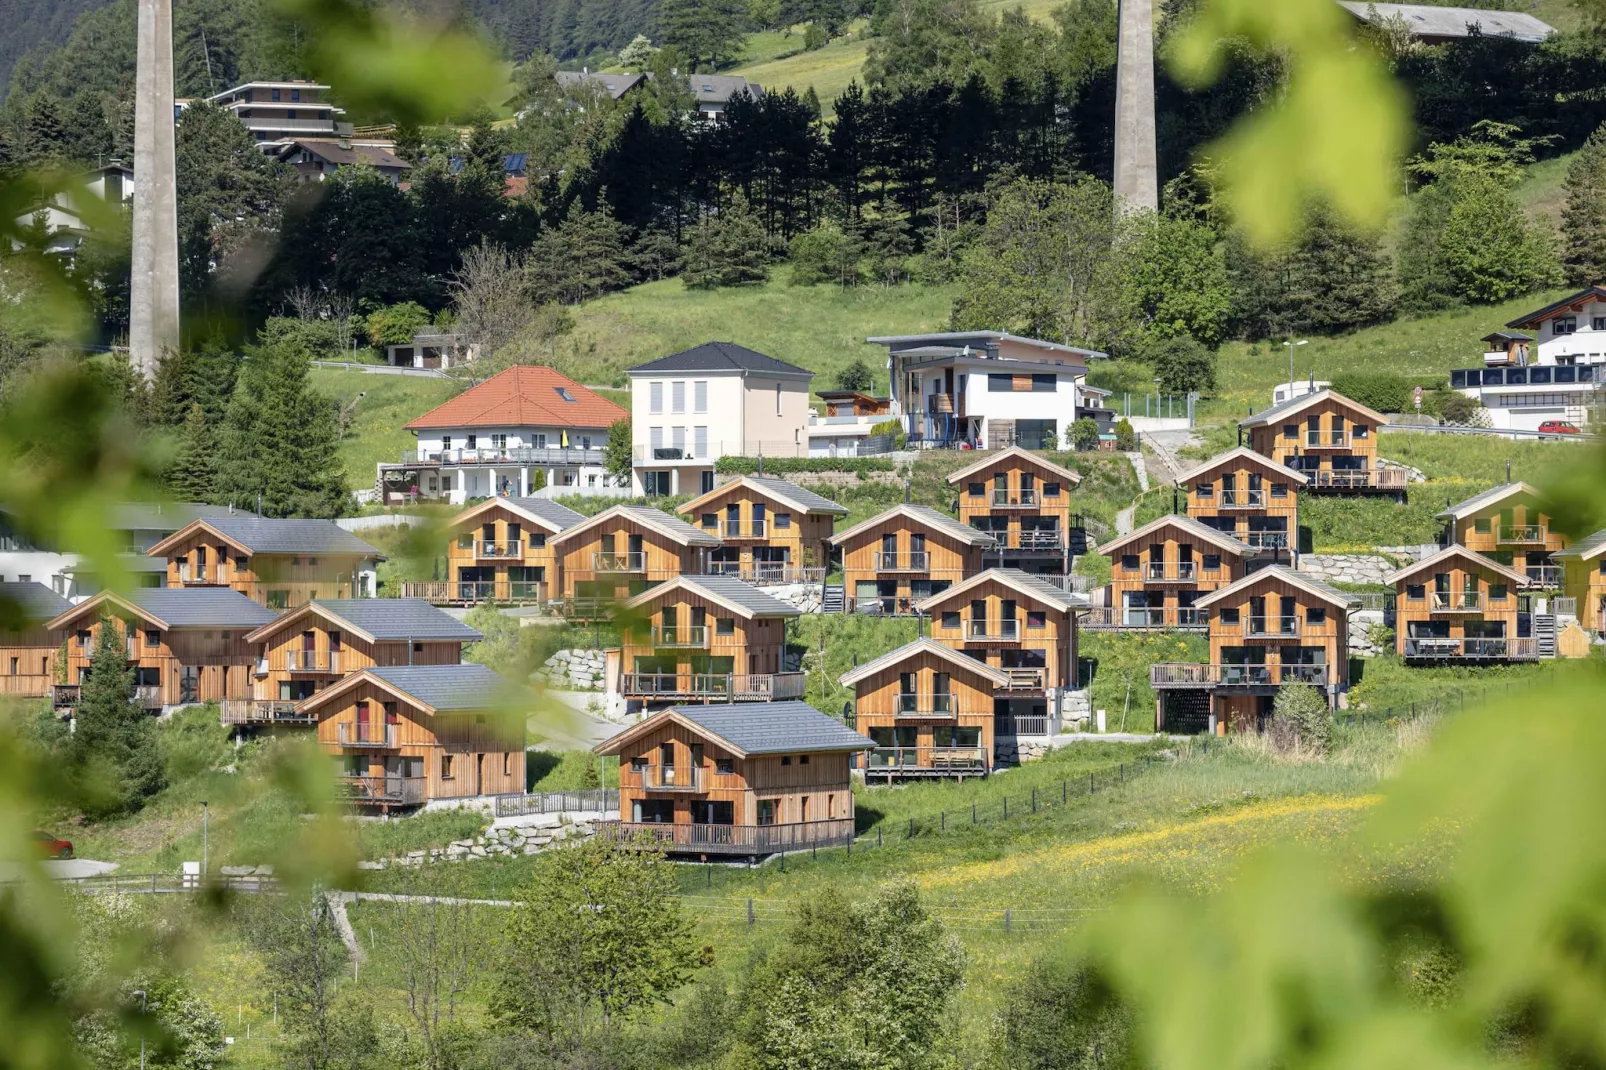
[
  {"xmin": 358, "ymin": 811, "xmax": 608, "ymax": 869},
  {"xmin": 533, "ymin": 649, "xmax": 606, "ymax": 690},
  {"xmin": 754, "ymin": 582, "xmax": 824, "ymax": 613}
]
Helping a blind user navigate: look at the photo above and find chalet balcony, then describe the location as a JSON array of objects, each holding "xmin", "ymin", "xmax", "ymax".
[
  {"xmin": 1404, "ymin": 637, "xmax": 1538, "ymax": 660},
  {"xmin": 1081, "ymin": 607, "xmax": 1206, "ymax": 631},
  {"xmin": 50, "ymin": 683, "xmax": 80, "ymax": 708},
  {"xmin": 220, "ymin": 699, "xmax": 314, "ymax": 725},
  {"xmin": 1220, "ymin": 489, "xmax": 1266, "ymax": 509},
  {"xmin": 1429, "ymin": 592, "xmax": 1482, "ymax": 613},
  {"xmin": 476, "ymin": 540, "xmax": 523, "ymax": 559},
  {"xmin": 1244, "ymin": 616, "xmax": 1300, "ymax": 638},
  {"xmin": 864, "ymin": 746, "xmax": 988, "ymax": 775},
  {"xmin": 337, "ymin": 775, "xmax": 425, "ymax": 807},
  {"xmin": 82, "ymin": 638, "xmax": 137, "ymax": 659},
  {"xmin": 707, "ymin": 563, "xmax": 827, "ymax": 586},
  {"xmin": 1218, "ymin": 664, "xmax": 1275, "ymax": 687},
  {"xmin": 1145, "ymin": 562, "xmax": 1200, "ymax": 583},
  {"xmin": 965, "ymin": 618, "xmax": 1020, "ymax": 642},
  {"xmin": 1012, "ymin": 530, "xmax": 1063, "ymax": 552},
  {"xmin": 620, "ymin": 672, "xmax": 807, "ymax": 701},
  {"xmin": 593, "ymin": 551, "xmax": 646, "ymax": 573},
  {"xmin": 401, "ymin": 580, "xmax": 545, "ymax": 606},
  {"xmin": 286, "ymin": 650, "xmax": 341, "ymax": 673},
  {"xmin": 133, "ymin": 685, "xmax": 162, "ymax": 708},
  {"xmin": 1306, "ymin": 468, "xmax": 1410, "ymax": 492},
  {"xmin": 896, "ymin": 693, "xmax": 959, "ymax": 718},
  {"xmin": 998, "ymin": 667, "xmax": 1046, "ymax": 690},
  {"xmin": 403, "ymin": 446, "xmax": 607, "ymax": 468},
  {"xmin": 718, "ymin": 519, "xmax": 767, "ymax": 539},
  {"xmin": 1497, "ymin": 524, "xmax": 1546, "ymax": 544},
  {"xmin": 1304, "ymin": 431, "xmax": 1352, "ymax": 449},
  {"xmin": 1150, "ymin": 663, "xmax": 1217, "ymax": 688},
  {"xmin": 253, "ymin": 657, "xmax": 269, "ymax": 676},
  {"xmin": 991, "ymin": 489, "xmax": 1039, "ymax": 509},
  {"xmin": 337, "ymin": 722, "xmax": 397, "ymax": 748},
  {"xmin": 1525, "ymin": 565, "xmax": 1563, "ymax": 588},
  {"xmin": 1150, "ymin": 663, "xmax": 1325, "ymax": 688},
  {"xmin": 1245, "ymin": 531, "xmax": 1290, "ymax": 550},
  {"xmin": 640, "ymin": 766, "xmax": 705, "ymax": 792},
  {"xmin": 873, "ymin": 552, "xmax": 930, "ymax": 572},
  {"xmin": 650, "ymin": 626, "xmax": 709, "ymax": 648},
  {"xmin": 177, "ymin": 570, "xmax": 220, "ymax": 586},
  {"xmin": 1278, "ymin": 664, "xmax": 1330, "ymax": 685},
  {"xmin": 599, "ymin": 817, "xmax": 856, "ymax": 855}
]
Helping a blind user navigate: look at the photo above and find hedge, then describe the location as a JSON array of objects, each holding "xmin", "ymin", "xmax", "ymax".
[
  {"xmin": 714, "ymin": 456, "xmax": 898, "ymax": 474},
  {"xmin": 1328, "ymin": 373, "xmax": 1417, "ymax": 415}
]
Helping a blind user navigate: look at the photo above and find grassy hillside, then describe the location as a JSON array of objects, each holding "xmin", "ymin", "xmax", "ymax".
[{"xmin": 311, "ymin": 368, "xmax": 460, "ymax": 493}]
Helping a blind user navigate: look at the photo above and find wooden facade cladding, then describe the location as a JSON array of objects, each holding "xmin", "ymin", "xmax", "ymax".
[
  {"xmin": 923, "ymin": 576, "xmax": 1076, "ymax": 691},
  {"xmin": 312, "ymin": 679, "xmax": 525, "ymax": 804},
  {"xmin": 1443, "ymin": 489, "xmax": 1569, "ymax": 588},
  {"xmin": 836, "ymin": 514, "xmax": 987, "ymax": 615},
  {"xmin": 1242, "ymin": 393, "xmax": 1397, "ymax": 492},
  {"xmin": 1101, "ymin": 519, "xmax": 1249, "ymax": 629},
  {"xmin": 250, "ymin": 615, "xmax": 465, "ymax": 703},
  {"xmin": 157, "ymin": 529, "xmax": 369, "ymax": 608},
  {"xmin": 618, "ymin": 587, "xmax": 790, "ymax": 695},
  {"xmin": 0, "ymin": 622, "xmax": 60, "ymax": 698},
  {"xmin": 554, "ymin": 516, "xmax": 711, "ymax": 603},
  {"xmin": 444, "ymin": 502, "xmax": 564, "ymax": 602},
  {"xmin": 848, "ymin": 647, "xmax": 1000, "ymax": 771},
  {"xmin": 611, "ymin": 718, "xmax": 854, "ymax": 828},
  {"xmin": 949, "ymin": 450, "xmax": 1079, "ymax": 555},
  {"xmin": 677, "ymin": 482, "xmax": 837, "ymax": 578},
  {"xmin": 1206, "ymin": 573, "xmax": 1350, "ymax": 726},
  {"xmin": 59, "ymin": 614, "xmax": 258, "ymax": 708},
  {"xmin": 1182, "ymin": 451, "xmax": 1302, "ymax": 554},
  {"xmin": 1562, "ymin": 556, "xmax": 1606, "ymax": 631},
  {"xmin": 1390, "ymin": 550, "xmax": 1535, "ymax": 660}
]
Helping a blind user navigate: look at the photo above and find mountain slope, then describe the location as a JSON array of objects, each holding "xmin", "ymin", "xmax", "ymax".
[{"xmin": 0, "ymin": 0, "xmax": 112, "ymax": 100}]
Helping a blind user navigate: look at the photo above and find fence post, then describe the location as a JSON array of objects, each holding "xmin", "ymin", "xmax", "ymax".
[
  {"xmin": 706, "ymin": 863, "xmax": 712, "ymax": 887},
  {"xmin": 941, "ymin": 811, "xmax": 946, "ymax": 831},
  {"xmin": 909, "ymin": 817, "xmax": 915, "ymax": 839},
  {"xmin": 1062, "ymin": 780, "xmax": 1067, "ymax": 804},
  {"xmin": 878, "ymin": 828, "xmax": 883, "ymax": 847},
  {"xmin": 1089, "ymin": 772, "xmax": 1095, "ymax": 794},
  {"xmin": 972, "ymin": 802, "xmax": 977, "ymax": 824},
  {"xmin": 1032, "ymin": 788, "xmax": 1037, "ymax": 813},
  {"xmin": 780, "ymin": 852, "xmax": 786, "ymax": 873},
  {"xmin": 1121, "ymin": 764, "xmax": 1125, "ymax": 784},
  {"xmin": 1005, "ymin": 908, "xmax": 1012, "ymax": 934},
  {"xmin": 1003, "ymin": 796, "xmax": 1009, "ymax": 819},
  {"xmin": 746, "ymin": 899, "xmax": 754, "ymax": 928}
]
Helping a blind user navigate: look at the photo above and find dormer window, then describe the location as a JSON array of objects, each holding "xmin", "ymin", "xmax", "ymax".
[
  {"xmin": 555, "ymin": 387, "xmax": 575, "ymax": 402},
  {"xmin": 1555, "ymin": 316, "xmax": 1577, "ymax": 335}
]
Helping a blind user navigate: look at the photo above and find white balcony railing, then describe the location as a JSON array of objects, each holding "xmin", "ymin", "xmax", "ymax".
[{"xmin": 965, "ymin": 619, "xmax": 1021, "ymax": 641}]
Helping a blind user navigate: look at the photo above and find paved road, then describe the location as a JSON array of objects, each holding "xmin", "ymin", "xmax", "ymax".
[
  {"xmin": 531, "ymin": 691, "xmax": 627, "ymax": 750},
  {"xmin": 0, "ymin": 858, "xmax": 119, "ymax": 882}
]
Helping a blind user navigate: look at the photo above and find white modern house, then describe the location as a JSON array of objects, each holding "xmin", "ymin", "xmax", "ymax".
[
  {"xmin": 628, "ymin": 342, "xmax": 814, "ymax": 496},
  {"xmin": 12, "ymin": 163, "xmax": 133, "ymax": 257},
  {"xmin": 204, "ymin": 81, "xmax": 347, "ymax": 150},
  {"xmin": 806, "ymin": 391, "xmax": 895, "ymax": 457},
  {"xmin": 864, "ymin": 331, "xmax": 1108, "ymax": 449},
  {"xmin": 378, "ymin": 366, "xmax": 630, "ymax": 504},
  {"xmin": 1447, "ymin": 288, "xmax": 1606, "ymax": 431}
]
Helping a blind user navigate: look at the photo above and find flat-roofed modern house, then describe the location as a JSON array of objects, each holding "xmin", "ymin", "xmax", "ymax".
[
  {"xmin": 1448, "ymin": 293, "xmax": 1606, "ymax": 431},
  {"xmin": 300, "ymin": 663, "xmax": 525, "ymax": 810},
  {"xmin": 832, "ymin": 504, "xmax": 996, "ymax": 615},
  {"xmin": 628, "ymin": 342, "xmax": 815, "ymax": 497},
  {"xmin": 0, "ymin": 582, "xmax": 72, "ymax": 700},
  {"xmin": 1387, "ymin": 546, "xmax": 1538, "ymax": 663},
  {"xmin": 840, "ymin": 636, "xmax": 1013, "ymax": 781},
  {"xmin": 1554, "ymin": 529, "xmax": 1606, "ymax": 632},
  {"xmin": 147, "ymin": 518, "xmax": 381, "ymax": 608},
  {"xmin": 206, "ymin": 81, "xmax": 345, "ymax": 149},
  {"xmin": 1179, "ymin": 447, "xmax": 1305, "ymax": 562},
  {"xmin": 550, "ymin": 505, "xmax": 722, "ymax": 614},
  {"xmin": 1437, "ymin": 482, "xmax": 1569, "ymax": 590},
  {"xmin": 948, "ymin": 447, "xmax": 1083, "ymax": 573},
  {"xmin": 1239, "ymin": 389, "xmax": 1403, "ymax": 494},
  {"xmin": 48, "ymin": 588, "xmax": 277, "ymax": 713},
  {"xmin": 1094, "ymin": 515, "xmax": 1252, "ymax": 630},
  {"xmin": 865, "ymin": 331, "xmax": 1106, "ymax": 450},
  {"xmin": 382, "ymin": 366, "xmax": 629, "ymax": 504},
  {"xmin": 382, "ymin": 330, "xmax": 474, "ymax": 370},
  {"xmin": 1337, "ymin": 2, "xmax": 1555, "ymax": 45},
  {"xmin": 232, "ymin": 599, "xmax": 482, "ymax": 726},
  {"xmin": 613, "ymin": 574, "xmax": 804, "ymax": 706},
  {"xmin": 807, "ymin": 391, "xmax": 895, "ymax": 458},
  {"xmin": 677, "ymin": 475, "xmax": 847, "ymax": 585},
  {"xmin": 919, "ymin": 568, "xmax": 1085, "ymax": 738},
  {"xmin": 596, "ymin": 700, "xmax": 871, "ymax": 856},
  {"xmin": 1149, "ymin": 566, "xmax": 1356, "ymax": 733},
  {"xmin": 405, "ymin": 496, "xmax": 585, "ymax": 606}
]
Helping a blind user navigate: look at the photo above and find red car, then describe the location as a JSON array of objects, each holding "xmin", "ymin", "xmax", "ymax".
[
  {"xmin": 1538, "ymin": 420, "xmax": 1583, "ymax": 435},
  {"xmin": 33, "ymin": 831, "xmax": 73, "ymax": 859}
]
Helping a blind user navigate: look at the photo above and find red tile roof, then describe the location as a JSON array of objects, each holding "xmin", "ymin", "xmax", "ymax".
[{"xmin": 405, "ymin": 366, "xmax": 627, "ymax": 431}]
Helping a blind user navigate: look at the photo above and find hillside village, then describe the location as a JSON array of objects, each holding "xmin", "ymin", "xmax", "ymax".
[{"xmin": 3, "ymin": 1, "xmax": 1606, "ymax": 1069}]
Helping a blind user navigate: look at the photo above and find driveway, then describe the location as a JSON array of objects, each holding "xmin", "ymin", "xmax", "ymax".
[{"xmin": 0, "ymin": 858, "xmax": 120, "ymax": 882}]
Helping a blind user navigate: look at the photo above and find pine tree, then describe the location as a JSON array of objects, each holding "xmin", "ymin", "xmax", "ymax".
[
  {"xmin": 683, "ymin": 193, "xmax": 773, "ymax": 289},
  {"xmin": 169, "ymin": 403, "xmax": 219, "ymax": 503},
  {"xmin": 1563, "ymin": 124, "xmax": 1606, "ymax": 285},
  {"xmin": 71, "ymin": 617, "xmax": 164, "ymax": 816},
  {"xmin": 215, "ymin": 343, "xmax": 348, "ymax": 518},
  {"xmin": 22, "ymin": 90, "xmax": 68, "ymax": 165},
  {"xmin": 657, "ymin": 0, "xmax": 749, "ymax": 70}
]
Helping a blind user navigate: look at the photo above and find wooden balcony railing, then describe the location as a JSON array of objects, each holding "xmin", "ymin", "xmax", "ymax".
[
  {"xmin": 593, "ymin": 551, "xmax": 646, "ymax": 573},
  {"xmin": 999, "ymin": 667, "xmax": 1046, "ymax": 689},
  {"xmin": 650, "ymin": 626, "xmax": 709, "ymax": 648},
  {"xmin": 1429, "ymin": 592, "xmax": 1482, "ymax": 612},
  {"xmin": 337, "ymin": 722, "xmax": 397, "ymax": 747},
  {"xmin": 1404, "ymin": 637, "xmax": 1538, "ymax": 660},
  {"xmin": 286, "ymin": 650, "xmax": 341, "ymax": 673},
  {"xmin": 599, "ymin": 818, "xmax": 856, "ymax": 854},
  {"xmin": 401, "ymin": 580, "xmax": 546, "ymax": 605},
  {"xmin": 965, "ymin": 618, "xmax": 1020, "ymax": 641},
  {"xmin": 619, "ymin": 672, "xmax": 807, "ymax": 701},
  {"xmin": 865, "ymin": 747, "xmax": 987, "ymax": 773},
  {"xmin": 220, "ymin": 700, "xmax": 314, "ymax": 725},
  {"xmin": 1308, "ymin": 468, "xmax": 1410, "ymax": 491},
  {"xmin": 873, "ymin": 552, "xmax": 930, "ymax": 572},
  {"xmin": 640, "ymin": 766, "xmax": 705, "ymax": 792},
  {"xmin": 1497, "ymin": 525, "xmax": 1545, "ymax": 544},
  {"xmin": 895, "ymin": 693, "xmax": 958, "ymax": 717},
  {"xmin": 337, "ymin": 775, "xmax": 425, "ymax": 806},
  {"xmin": 476, "ymin": 540, "xmax": 523, "ymax": 559}
]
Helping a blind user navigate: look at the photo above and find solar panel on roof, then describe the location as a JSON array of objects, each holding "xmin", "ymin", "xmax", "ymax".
[{"xmin": 504, "ymin": 153, "xmax": 527, "ymax": 172}]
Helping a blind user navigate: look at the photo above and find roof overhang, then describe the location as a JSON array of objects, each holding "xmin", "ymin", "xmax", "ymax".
[
  {"xmin": 622, "ymin": 576, "xmax": 799, "ymax": 619},
  {"xmin": 450, "ymin": 496, "xmax": 573, "ymax": 534},
  {"xmin": 1434, "ymin": 482, "xmax": 1541, "ymax": 521},
  {"xmin": 915, "ymin": 569, "xmax": 1081, "ymax": 614},
  {"xmin": 549, "ymin": 505, "xmax": 717, "ymax": 548},
  {"xmin": 1098, "ymin": 515, "xmax": 1252, "ymax": 558},
  {"xmin": 1175, "ymin": 446, "xmax": 1309, "ymax": 487},
  {"xmin": 1385, "ymin": 546, "xmax": 1531, "ymax": 587},
  {"xmin": 293, "ymin": 668, "xmax": 440, "ymax": 718},
  {"xmin": 944, "ymin": 446, "xmax": 1082, "ymax": 487},
  {"xmin": 48, "ymin": 591, "xmax": 167, "ymax": 632},
  {"xmin": 675, "ymin": 475, "xmax": 848, "ymax": 518},
  {"xmin": 838, "ymin": 637, "xmax": 1014, "ymax": 688},
  {"xmin": 1239, "ymin": 390, "xmax": 1390, "ymax": 430},
  {"xmin": 146, "ymin": 519, "xmax": 245, "ymax": 558},
  {"xmin": 244, "ymin": 602, "xmax": 375, "ymax": 645},
  {"xmin": 595, "ymin": 709, "xmax": 748, "ymax": 757},
  {"xmin": 829, "ymin": 505, "xmax": 995, "ymax": 549},
  {"xmin": 1194, "ymin": 569, "xmax": 1357, "ymax": 611}
]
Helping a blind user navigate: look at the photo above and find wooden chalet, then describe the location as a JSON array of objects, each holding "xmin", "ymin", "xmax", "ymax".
[
  {"xmin": 1239, "ymin": 389, "xmax": 1405, "ymax": 494},
  {"xmin": 549, "ymin": 505, "xmax": 721, "ymax": 615},
  {"xmin": 232, "ymin": 599, "xmax": 483, "ymax": 726},
  {"xmin": 596, "ymin": 700, "xmax": 872, "ymax": 857},
  {"xmin": 1386, "ymin": 546, "xmax": 1538, "ymax": 663},
  {"xmin": 1437, "ymin": 482, "xmax": 1569, "ymax": 590},
  {"xmin": 1554, "ymin": 529, "xmax": 1606, "ymax": 632},
  {"xmin": 946, "ymin": 446, "xmax": 1083, "ymax": 572},
  {"xmin": 676, "ymin": 475, "xmax": 847, "ymax": 585},
  {"xmin": 147, "ymin": 517, "xmax": 382, "ymax": 608},
  {"xmin": 1178, "ymin": 446, "xmax": 1305, "ymax": 559},
  {"xmin": 1150, "ymin": 566, "xmax": 1357, "ymax": 734},
  {"xmin": 839, "ymin": 637, "xmax": 1012, "ymax": 780},
  {"xmin": 0, "ymin": 582, "xmax": 72, "ymax": 700},
  {"xmin": 300, "ymin": 663, "xmax": 525, "ymax": 810},
  {"xmin": 1093, "ymin": 515, "xmax": 1252, "ymax": 630},
  {"xmin": 917, "ymin": 568, "xmax": 1084, "ymax": 736},
  {"xmin": 830, "ymin": 503, "xmax": 997, "ymax": 615},
  {"xmin": 47, "ymin": 588, "xmax": 277, "ymax": 712},
  {"xmin": 408, "ymin": 496, "xmax": 584, "ymax": 606},
  {"xmin": 614, "ymin": 574, "xmax": 804, "ymax": 706},
  {"xmin": 817, "ymin": 390, "xmax": 892, "ymax": 419}
]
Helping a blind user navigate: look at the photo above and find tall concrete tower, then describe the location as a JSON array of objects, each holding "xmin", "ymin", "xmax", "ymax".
[
  {"xmin": 130, "ymin": 0, "xmax": 180, "ymax": 381},
  {"xmin": 1113, "ymin": 0, "xmax": 1159, "ymax": 215}
]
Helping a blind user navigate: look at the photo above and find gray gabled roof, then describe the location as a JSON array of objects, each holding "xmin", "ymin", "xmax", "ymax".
[
  {"xmin": 551, "ymin": 504, "xmax": 722, "ymax": 547},
  {"xmin": 668, "ymin": 701, "xmax": 873, "ymax": 755},
  {"xmin": 0, "ymin": 582, "xmax": 71, "ymax": 621},
  {"xmin": 830, "ymin": 503, "xmax": 997, "ymax": 548},
  {"xmin": 1551, "ymin": 529, "xmax": 1606, "ymax": 561},
  {"xmin": 917, "ymin": 567, "xmax": 1088, "ymax": 613},
  {"xmin": 838, "ymin": 637, "xmax": 1013, "ymax": 688},
  {"xmin": 1385, "ymin": 545, "xmax": 1530, "ymax": 587},
  {"xmin": 132, "ymin": 588, "xmax": 279, "ymax": 629},
  {"xmin": 1337, "ymin": 2, "xmax": 1554, "ymax": 43},
  {"xmin": 172, "ymin": 517, "xmax": 380, "ymax": 556},
  {"xmin": 686, "ymin": 74, "xmax": 764, "ymax": 105},
  {"xmin": 680, "ymin": 475, "xmax": 848, "ymax": 517},
  {"xmin": 1435, "ymin": 482, "xmax": 1541, "ymax": 521},
  {"xmin": 1195, "ymin": 565, "xmax": 1360, "ymax": 611},
  {"xmin": 1237, "ymin": 388, "xmax": 1388, "ymax": 430},
  {"xmin": 113, "ymin": 502, "xmax": 259, "ymax": 532},
  {"xmin": 627, "ymin": 341, "xmax": 811, "ymax": 378},
  {"xmin": 554, "ymin": 70, "xmax": 646, "ymax": 99},
  {"xmin": 498, "ymin": 497, "xmax": 586, "ymax": 530},
  {"xmin": 309, "ymin": 599, "xmax": 482, "ymax": 641},
  {"xmin": 366, "ymin": 663, "xmax": 512, "ymax": 711},
  {"xmin": 1098, "ymin": 513, "xmax": 1254, "ymax": 557},
  {"xmin": 625, "ymin": 574, "xmax": 801, "ymax": 618}
]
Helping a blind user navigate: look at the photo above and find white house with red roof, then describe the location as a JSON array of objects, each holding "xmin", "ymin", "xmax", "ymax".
[{"xmin": 377, "ymin": 367, "xmax": 630, "ymax": 504}]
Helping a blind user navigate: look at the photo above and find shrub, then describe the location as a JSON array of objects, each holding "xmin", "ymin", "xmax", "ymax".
[
  {"xmin": 1268, "ymin": 684, "xmax": 1333, "ymax": 756},
  {"xmin": 1145, "ymin": 334, "xmax": 1218, "ymax": 395},
  {"xmin": 363, "ymin": 301, "xmax": 433, "ymax": 346},
  {"xmin": 714, "ymin": 456, "xmax": 895, "ymax": 474},
  {"xmin": 804, "ymin": 21, "xmax": 828, "ymax": 49},
  {"xmin": 1067, "ymin": 417, "xmax": 1102, "ymax": 451},
  {"xmin": 1114, "ymin": 418, "xmax": 1137, "ymax": 451},
  {"xmin": 1329, "ymin": 373, "xmax": 1415, "ymax": 414},
  {"xmin": 789, "ymin": 222, "xmax": 861, "ymax": 287},
  {"xmin": 1428, "ymin": 390, "xmax": 1480, "ymax": 424}
]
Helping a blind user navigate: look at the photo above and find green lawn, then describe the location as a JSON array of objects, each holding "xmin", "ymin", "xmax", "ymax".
[{"xmin": 311, "ymin": 368, "xmax": 461, "ymax": 494}]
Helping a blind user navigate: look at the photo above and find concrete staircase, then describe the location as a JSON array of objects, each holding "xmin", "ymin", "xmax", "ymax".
[{"xmin": 1535, "ymin": 614, "xmax": 1558, "ymax": 659}]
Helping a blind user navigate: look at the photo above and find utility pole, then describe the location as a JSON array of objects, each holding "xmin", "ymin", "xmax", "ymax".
[
  {"xmin": 201, "ymin": 799, "xmax": 209, "ymax": 876},
  {"xmin": 131, "ymin": 0, "xmax": 180, "ymax": 381},
  {"xmin": 1113, "ymin": 0, "xmax": 1159, "ymax": 215}
]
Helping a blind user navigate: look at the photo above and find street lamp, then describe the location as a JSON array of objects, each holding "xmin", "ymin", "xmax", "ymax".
[
  {"xmin": 132, "ymin": 989, "xmax": 147, "ymax": 1070},
  {"xmin": 1285, "ymin": 340, "xmax": 1308, "ymax": 399}
]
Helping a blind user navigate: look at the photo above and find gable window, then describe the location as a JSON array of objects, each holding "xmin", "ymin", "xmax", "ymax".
[
  {"xmin": 716, "ymin": 758, "xmax": 734, "ymax": 775},
  {"xmin": 1474, "ymin": 518, "xmax": 1491, "ymax": 534},
  {"xmin": 716, "ymin": 618, "xmax": 735, "ymax": 635},
  {"xmin": 235, "ymin": 556, "xmax": 248, "ymax": 571},
  {"xmin": 781, "ymin": 756, "xmax": 792, "ymax": 766},
  {"xmin": 1196, "ymin": 481, "xmax": 1215, "ymax": 498},
  {"xmin": 1555, "ymin": 316, "xmax": 1578, "ymax": 335},
  {"xmin": 1044, "ymin": 482, "xmax": 1061, "ymax": 497},
  {"xmin": 1027, "ymin": 610, "xmax": 1046, "ymax": 629},
  {"xmin": 942, "ymin": 611, "xmax": 960, "ymax": 629},
  {"xmin": 530, "ymin": 533, "xmax": 547, "ymax": 549},
  {"xmin": 968, "ymin": 482, "xmax": 985, "ymax": 497},
  {"xmin": 1306, "ymin": 607, "xmax": 1326, "ymax": 625},
  {"xmin": 631, "ymin": 756, "xmax": 648, "ymax": 771},
  {"xmin": 1489, "ymin": 584, "xmax": 1509, "ymax": 601},
  {"xmin": 1406, "ymin": 583, "xmax": 1425, "ymax": 600},
  {"xmin": 775, "ymin": 513, "xmax": 792, "ymax": 530},
  {"xmin": 799, "ymin": 754, "xmax": 810, "ymax": 765},
  {"xmin": 1203, "ymin": 554, "xmax": 1222, "ymax": 572},
  {"xmin": 442, "ymin": 435, "xmax": 452, "ymax": 451},
  {"xmin": 1353, "ymin": 424, "xmax": 1370, "ymax": 439},
  {"xmin": 1121, "ymin": 554, "xmax": 1139, "ymax": 571},
  {"xmin": 1219, "ymin": 607, "xmax": 1240, "ymax": 625},
  {"xmin": 1283, "ymin": 424, "xmax": 1298, "ymax": 439},
  {"xmin": 145, "ymin": 630, "xmax": 160, "ymax": 647}
]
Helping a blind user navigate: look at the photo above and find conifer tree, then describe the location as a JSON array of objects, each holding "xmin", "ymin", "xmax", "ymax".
[
  {"xmin": 1563, "ymin": 125, "xmax": 1606, "ymax": 286},
  {"xmin": 71, "ymin": 617, "xmax": 164, "ymax": 816},
  {"xmin": 683, "ymin": 193, "xmax": 773, "ymax": 289},
  {"xmin": 168, "ymin": 403, "xmax": 219, "ymax": 503},
  {"xmin": 214, "ymin": 343, "xmax": 348, "ymax": 518}
]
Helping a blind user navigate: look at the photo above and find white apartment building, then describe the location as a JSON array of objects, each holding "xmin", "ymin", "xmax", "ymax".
[
  {"xmin": 204, "ymin": 81, "xmax": 346, "ymax": 150},
  {"xmin": 864, "ymin": 331, "xmax": 1108, "ymax": 449},
  {"xmin": 1448, "ymin": 287, "xmax": 1606, "ymax": 431},
  {"xmin": 628, "ymin": 342, "xmax": 814, "ymax": 496}
]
